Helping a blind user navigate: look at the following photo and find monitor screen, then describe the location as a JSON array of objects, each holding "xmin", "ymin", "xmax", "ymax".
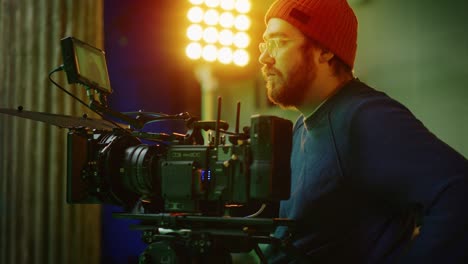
[{"xmin": 61, "ymin": 37, "xmax": 112, "ymax": 94}]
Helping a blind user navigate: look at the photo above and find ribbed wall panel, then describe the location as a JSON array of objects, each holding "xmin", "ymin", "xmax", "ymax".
[{"xmin": 0, "ymin": 1, "xmax": 104, "ymax": 263}]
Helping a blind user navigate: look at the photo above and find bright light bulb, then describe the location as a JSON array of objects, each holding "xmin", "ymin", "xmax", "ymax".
[
  {"xmin": 205, "ymin": 0, "xmax": 220, "ymax": 8},
  {"xmin": 220, "ymin": 0, "xmax": 235, "ymax": 10},
  {"xmin": 189, "ymin": 0, "xmax": 204, "ymax": 5},
  {"xmin": 233, "ymin": 49, "xmax": 249, "ymax": 66},
  {"xmin": 218, "ymin": 29, "xmax": 233, "ymax": 46},
  {"xmin": 187, "ymin": 7, "xmax": 204, "ymax": 23},
  {"xmin": 235, "ymin": 0, "xmax": 251, "ymax": 13},
  {"xmin": 187, "ymin": 24, "xmax": 203, "ymax": 41},
  {"xmin": 234, "ymin": 15, "xmax": 250, "ymax": 31},
  {"xmin": 233, "ymin": 32, "xmax": 250, "ymax": 48},
  {"xmin": 203, "ymin": 27, "xmax": 219, "ymax": 43},
  {"xmin": 204, "ymin": 9, "xmax": 219, "ymax": 25},
  {"xmin": 186, "ymin": 42, "xmax": 203, "ymax": 60},
  {"xmin": 202, "ymin": 45, "xmax": 218, "ymax": 62},
  {"xmin": 219, "ymin": 12, "xmax": 234, "ymax": 28},
  {"xmin": 218, "ymin": 47, "xmax": 233, "ymax": 64}
]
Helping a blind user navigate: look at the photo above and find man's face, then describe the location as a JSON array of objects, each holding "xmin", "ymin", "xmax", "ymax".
[{"xmin": 259, "ymin": 18, "xmax": 317, "ymax": 108}]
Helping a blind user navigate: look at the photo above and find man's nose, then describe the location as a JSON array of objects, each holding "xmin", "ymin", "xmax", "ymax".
[{"xmin": 258, "ymin": 50, "xmax": 274, "ymax": 65}]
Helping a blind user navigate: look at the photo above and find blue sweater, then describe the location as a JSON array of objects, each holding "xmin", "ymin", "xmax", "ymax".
[{"xmin": 269, "ymin": 79, "xmax": 468, "ymax": 263}]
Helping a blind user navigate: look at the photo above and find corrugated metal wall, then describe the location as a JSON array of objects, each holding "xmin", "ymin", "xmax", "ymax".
[{"xmin": 0, "ymin": 1, "xmax": 103, "ymax": 263}]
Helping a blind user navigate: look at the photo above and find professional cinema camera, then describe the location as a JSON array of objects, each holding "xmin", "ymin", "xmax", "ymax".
[
  {"xmin": 60, "ymin": 37, "xmax": 293, "ymax": 215},
  {"xmin": 2, "ymin": 37, "xmax": 297, "ymax": 263}
]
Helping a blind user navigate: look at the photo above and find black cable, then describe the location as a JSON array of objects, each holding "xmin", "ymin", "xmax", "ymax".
[
  {"xmin": 254, "ymin": 244, "xmax": 268, "ymax": 264},
  {"xmin": 48, "ymin": 65, "xmax": 89, "ymax": 109},
  {"xmin": 48, "ymin": 65, "xmax": 131, "ymax": 134}
]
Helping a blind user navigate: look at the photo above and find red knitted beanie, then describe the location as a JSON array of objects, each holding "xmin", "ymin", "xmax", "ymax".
[{"xmin": 265, "ymin": 0, "xmax": 358, "ymax": 69}]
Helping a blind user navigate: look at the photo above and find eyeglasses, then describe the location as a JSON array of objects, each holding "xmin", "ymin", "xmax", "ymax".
[{"xmin": 258, "ymin": 38, "xmax": 293, "ymax": 57}]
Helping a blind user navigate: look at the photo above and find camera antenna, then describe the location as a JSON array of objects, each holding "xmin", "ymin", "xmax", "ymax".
[
  {"xmin": 215, "ymin": 96, "xmax": 222, "ymax": 146},
  {"xmin": 235, "ymin": 101, "xmax": 241, "ymax": 135}
]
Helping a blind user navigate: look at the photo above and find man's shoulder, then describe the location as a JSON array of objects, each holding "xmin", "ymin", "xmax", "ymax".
[
  {"xmin": 302, "ymin": 79, "xmax": 403, "ymax": 131},
  {"xmin": 332, "ymin": 79, "xmax": 388, "ymax": 110},
  {"xmin": 329, "ymin": 79, "xmax": 407, "ymax": 120}
]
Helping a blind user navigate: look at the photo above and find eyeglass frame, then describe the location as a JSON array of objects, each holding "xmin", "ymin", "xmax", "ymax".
[{"xmin": 258, "ymin": 38, "xmax": 295, "ymax": 57}]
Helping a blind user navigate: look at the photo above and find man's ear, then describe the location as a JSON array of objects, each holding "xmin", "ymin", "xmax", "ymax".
[{"xmin": 319, "ymin": 49, "xmax": 334, "ymax": 64}]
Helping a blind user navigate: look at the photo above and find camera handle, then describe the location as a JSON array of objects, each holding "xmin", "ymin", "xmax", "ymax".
[{"xmin": 88, "ymin": 99, "xmax": 145, "ymax": 129}]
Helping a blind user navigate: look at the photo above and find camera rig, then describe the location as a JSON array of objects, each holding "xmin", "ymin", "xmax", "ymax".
[{"xmin": 0, "ymin": 37, "xmax": 297, "ymax": 263}]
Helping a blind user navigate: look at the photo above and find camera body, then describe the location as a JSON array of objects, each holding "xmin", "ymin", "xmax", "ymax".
[{"xmin": 67, "ymin": 115, "xmax": 292, "ymax": 215}]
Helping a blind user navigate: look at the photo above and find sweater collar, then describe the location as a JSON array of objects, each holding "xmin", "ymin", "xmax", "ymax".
[{"xmin": 302, "ymin": 78, "xmax": 360, "ymax": 130}]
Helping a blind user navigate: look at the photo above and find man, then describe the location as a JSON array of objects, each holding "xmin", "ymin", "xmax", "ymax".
[{"xmin": 257, "ymin": 0, "xmax": 468, "ymax": 263}]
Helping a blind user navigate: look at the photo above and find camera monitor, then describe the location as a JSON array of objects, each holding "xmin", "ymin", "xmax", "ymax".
[{"xmin": 61, "ymin": 36, "xmax": 112, "ymax": 94}]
